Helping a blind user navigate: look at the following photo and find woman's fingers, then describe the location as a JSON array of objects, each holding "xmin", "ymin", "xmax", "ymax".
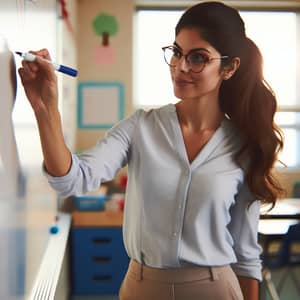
[
  {"xmin": 19, "ymin": 49, "xmax": 56, "ymax": 82},
  {"xmin": 35, "ymin": 48, "xmax": 52, "ymax": 60},
  {"xmin": 21, "ymin": 59, "xmax": 38, "ymax": 74},
  {"xmin": 30, "ymin": 49, "xmax": 56, "ymax": 80},
  {"xmin": 18, "ymin": 65, "xmax": 36, "ymax": 83}
]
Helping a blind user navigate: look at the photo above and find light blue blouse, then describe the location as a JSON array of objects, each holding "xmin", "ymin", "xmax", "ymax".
[{"xmin": 46, "ymin": 104, "xmax": 262, "ymax": 281}]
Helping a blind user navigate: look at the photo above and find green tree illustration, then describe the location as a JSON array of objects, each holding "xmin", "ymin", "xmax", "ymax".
[{"xmin": 92, "ymin": 13, "xmax": 118, "ymax": 46}]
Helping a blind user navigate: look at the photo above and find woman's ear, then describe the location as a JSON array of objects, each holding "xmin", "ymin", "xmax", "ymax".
[{"xmin": 223, "ymin": 57, "xmax": 240, "ymax": 80}]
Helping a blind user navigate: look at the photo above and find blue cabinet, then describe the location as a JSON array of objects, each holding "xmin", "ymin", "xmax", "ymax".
[{"xmin": 71, "ymin": 227, "xmax": 129, "ymax": 295}]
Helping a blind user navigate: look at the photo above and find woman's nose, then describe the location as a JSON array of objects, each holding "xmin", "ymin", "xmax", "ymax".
[{"xmin": 177, "ymin": 56, "xmax": 190, "ymax": 72}]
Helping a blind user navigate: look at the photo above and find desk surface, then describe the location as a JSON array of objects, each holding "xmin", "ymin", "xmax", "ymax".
[
  {"xmin": 259, "ymin": 218, "xmax": 300, "ymax": 236},
  {"xmin": 72, "ymin": 210, "xmax": 123, "ymax": 227},
  {"xmin": 260, "ymin": 198, "xmax": 300, "ymax": 219}
]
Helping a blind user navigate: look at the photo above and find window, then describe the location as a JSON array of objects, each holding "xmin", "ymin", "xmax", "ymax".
[{"xmin": 134, "ymin": 9, "xmax": 300, "ymax": 168}]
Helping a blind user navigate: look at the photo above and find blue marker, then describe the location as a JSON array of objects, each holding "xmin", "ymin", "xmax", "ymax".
[{"xmin": 15, "ymin": 51, "xmax": 78, "ymax": 77}]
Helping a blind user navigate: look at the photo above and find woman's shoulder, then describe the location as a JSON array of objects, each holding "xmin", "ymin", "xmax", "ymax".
[
  {"xmin": 110, "ymin": 103, "xmax": 175, "ymax": 131},
  {"xmin": 137, "ymin": 103, "xmax": 175, "ymax": 115},
  {"xmin": 130, "ymin": 103, "xmax": 176, "ymax": 120}
]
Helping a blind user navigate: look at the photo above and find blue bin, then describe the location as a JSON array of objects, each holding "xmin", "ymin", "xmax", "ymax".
[{"xmin": 74, "ymin": 195, "xmax": 107, "ymax": 211}]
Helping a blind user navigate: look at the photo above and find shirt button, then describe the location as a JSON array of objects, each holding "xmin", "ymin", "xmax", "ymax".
[{"xmin": 173, "ymin": 232, "xmax": 177, "ymax": 237}]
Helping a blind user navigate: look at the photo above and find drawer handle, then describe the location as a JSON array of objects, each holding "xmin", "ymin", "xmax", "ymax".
[
  {"xmin": 93, "ymin": 256, "xmax": 112, "ymax": 263},
  {"xmin": 92, "ymin": 275, "xmax": 112, "ymax": 282},
  {"xmin": 92, "ymin": 237, "xmax": 112, "ymax": 244}
]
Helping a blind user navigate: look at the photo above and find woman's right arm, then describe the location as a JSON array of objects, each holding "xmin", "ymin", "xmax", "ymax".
[{"xmin": 18, "ymin": 49, "xmax": 71, "ymax": 176}]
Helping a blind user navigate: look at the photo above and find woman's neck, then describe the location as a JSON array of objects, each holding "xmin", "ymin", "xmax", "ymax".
[{"xmin": 175, "ymin": 98, "xmax": 224, "ymax": 132}]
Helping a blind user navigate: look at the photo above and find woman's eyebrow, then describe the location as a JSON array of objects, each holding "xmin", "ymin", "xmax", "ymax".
[
  {"xmin": 173, "ymin": 41, "xmax": 211, "ymax": 53},
  {"xmin": 173, "ymin": 42, "xmax": 182, "ymax": 50}
]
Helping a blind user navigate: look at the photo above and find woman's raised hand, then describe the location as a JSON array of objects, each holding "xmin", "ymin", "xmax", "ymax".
[
  {"xmin": 18, "ymin": 48, "xmax": 58, "ymax": 114},
  {"xmin": 18, "ymin": 48, "xmax": 72, "ymax": 176}
]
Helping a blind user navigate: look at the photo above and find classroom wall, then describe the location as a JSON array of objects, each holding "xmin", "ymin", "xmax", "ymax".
[
  {"xmin": 59, "ymin": 0, "xmax": 78, "ymax": 151},
  {"xmin": 76, "ymin": 0, "xmax": 134, "ymax": 150}
]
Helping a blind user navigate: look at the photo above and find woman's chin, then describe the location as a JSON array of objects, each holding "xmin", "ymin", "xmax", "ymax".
[{"xmin": 173, "ymin": 88, "xmax": 193, "ymax": 100}]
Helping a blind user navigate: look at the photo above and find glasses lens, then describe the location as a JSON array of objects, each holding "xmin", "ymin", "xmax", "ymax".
[
  {"xmin": 163, "ymin": 47, "xmax": 181, "ymax": 66},
  {"xmin": 186, "ymin": 52, "xmax": 208, "ymax": 72},
  {"xmin": 162, "ymin": 46, "xmax": 211, "ymax": 72}
]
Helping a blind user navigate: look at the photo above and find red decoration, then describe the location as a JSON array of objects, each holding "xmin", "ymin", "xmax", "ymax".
[
  {"xmin": 60, "ymin": 0, "xmax": 74, "ymax": 38},
  {"xmin": 120, "ymin": 175, "xmax": 128, "ymax": 191}
]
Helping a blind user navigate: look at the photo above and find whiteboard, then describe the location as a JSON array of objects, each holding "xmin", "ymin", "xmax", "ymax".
[{"xmin": 0, "ymin": 1, "xmax": 58, "ymax": 299}]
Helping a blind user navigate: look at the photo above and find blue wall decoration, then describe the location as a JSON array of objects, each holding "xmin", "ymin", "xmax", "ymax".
[{"xmin": 77, "ymin": 81, "xmax": 125, "ymax": 129}]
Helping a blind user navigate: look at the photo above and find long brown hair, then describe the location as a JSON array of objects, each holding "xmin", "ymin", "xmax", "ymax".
[{"xmin": 176, "ymin": 1, "xmax": 285, "ymax": 206}]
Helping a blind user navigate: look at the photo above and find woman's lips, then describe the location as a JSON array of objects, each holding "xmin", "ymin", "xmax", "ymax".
[{"xmin": 174, "ymin": 78, "xmax": 194, "ymax": 86}]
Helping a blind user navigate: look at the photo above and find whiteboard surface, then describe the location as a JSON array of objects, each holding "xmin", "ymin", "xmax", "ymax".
[{"xmin": 0, "ymin": 1, "xmax": 58, "ymax": 299}]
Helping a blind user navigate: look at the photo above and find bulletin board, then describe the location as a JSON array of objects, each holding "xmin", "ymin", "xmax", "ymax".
[{"xmin": 77, "ymin": 81, "xmax": 125, "ymax": 129}]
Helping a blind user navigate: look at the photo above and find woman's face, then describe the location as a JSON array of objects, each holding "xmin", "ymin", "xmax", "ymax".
[{"xmin": 170, "ymin": 28, "xmax": 226, "ymax": 102}]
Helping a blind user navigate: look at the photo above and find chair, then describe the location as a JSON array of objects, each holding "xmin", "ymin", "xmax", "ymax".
[{"xmin": 262, "ymin": 222, "xmax": 300, "ymax": 299}]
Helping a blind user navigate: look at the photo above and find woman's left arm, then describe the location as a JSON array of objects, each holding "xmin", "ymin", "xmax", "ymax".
[
  {"xmin": 238, "ymin": 276, "xmax": 259, "ymax": 300},
  {"xmin": 228, "ymin": 183, "xmax": 263, "ymax": 291}
]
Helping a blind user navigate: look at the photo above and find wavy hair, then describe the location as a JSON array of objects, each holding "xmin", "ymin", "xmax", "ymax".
[{"xmin": 176, "ymin": 1, "xmax": 285, "ymax": 206}]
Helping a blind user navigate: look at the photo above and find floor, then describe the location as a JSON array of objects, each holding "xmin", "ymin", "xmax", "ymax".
[{"xmin": 260, "ymin": 267, "xmax": 300, "ymax": 300}]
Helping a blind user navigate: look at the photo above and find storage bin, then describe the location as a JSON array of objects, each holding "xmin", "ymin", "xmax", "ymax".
[{"xmin": 74, "ymin": 195, "xmax": 107, "ymax": 211}]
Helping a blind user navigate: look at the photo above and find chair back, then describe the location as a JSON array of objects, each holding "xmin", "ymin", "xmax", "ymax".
[{"xmin": 279, "ymin": 222, "xmax": 300, "ymax": 264}]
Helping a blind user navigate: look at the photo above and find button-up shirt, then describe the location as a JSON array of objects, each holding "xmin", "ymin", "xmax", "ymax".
[{"xmin": 46, "ymin": 104, "xmax": 262, "ymax": 281}]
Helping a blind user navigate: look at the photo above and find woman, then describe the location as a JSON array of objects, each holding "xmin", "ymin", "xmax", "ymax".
[{"xmin": 18, "ymin": 2, "xmax": 284, "ymax": 299}]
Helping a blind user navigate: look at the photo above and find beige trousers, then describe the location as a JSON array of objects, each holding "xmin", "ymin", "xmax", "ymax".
[{"xmin": 119, "ymin": 260, "xmax": 244, "ymax": 300}]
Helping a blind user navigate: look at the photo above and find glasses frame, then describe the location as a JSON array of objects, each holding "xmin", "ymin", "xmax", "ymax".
[{"xmin": 162, "ymin": 45, "xmax": 229, "ymax": 73}]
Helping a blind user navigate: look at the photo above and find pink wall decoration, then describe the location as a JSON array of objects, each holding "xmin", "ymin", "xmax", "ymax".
[{"xmin": 92, "ymin": 13, "xmax": 118, "ymax": 65}]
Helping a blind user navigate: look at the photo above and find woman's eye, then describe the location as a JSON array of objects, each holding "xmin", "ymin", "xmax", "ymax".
[
  {"xmin": 172, "ymin": 48, "xmax": 182, "ymax": 58},
  {"xmin": 189, "ymin": 53, "xmax": 207, "ymax": 64}
]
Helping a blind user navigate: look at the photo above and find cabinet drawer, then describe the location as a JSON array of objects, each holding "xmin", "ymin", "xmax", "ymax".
[{"xmin": 71, "ymin": 227, "xmax": 129, "ymax": 295}]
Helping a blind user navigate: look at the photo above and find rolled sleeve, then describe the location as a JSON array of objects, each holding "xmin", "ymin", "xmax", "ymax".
[
  {"xmin": 43, "ymin": 110, "xmax": 141, "ymax": 198},
  {"xmin": 228, "ymin": 183, "xmax": 262, "ymax": 281},
  {"xmin": 44, "ymin": 154, "xmax": 86, "ymax": 198}
]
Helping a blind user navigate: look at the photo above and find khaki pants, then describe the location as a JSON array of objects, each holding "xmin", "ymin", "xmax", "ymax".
[{"xmin": 119, "ymin": 260, "xmax": 244, "ymax": 300}]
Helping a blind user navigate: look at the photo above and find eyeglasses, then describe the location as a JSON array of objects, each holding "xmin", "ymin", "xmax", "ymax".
[{"xmin": 162, "ymin": 45, "xmax": 229, "ymax": 73}]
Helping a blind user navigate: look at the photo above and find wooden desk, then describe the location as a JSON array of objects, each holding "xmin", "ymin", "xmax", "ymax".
[
  {"xmin": 260, "ymin": 198, "xmax": 300, "ymax": 219},
  {"xmin": 72, "ymin": 210, "xmax": 123, "ymax": 227}
]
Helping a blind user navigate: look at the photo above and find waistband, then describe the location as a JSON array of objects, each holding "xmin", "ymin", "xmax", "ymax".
[{"xmin": 128, "ymin": 260, "xmax": 230, "ymax": 283}]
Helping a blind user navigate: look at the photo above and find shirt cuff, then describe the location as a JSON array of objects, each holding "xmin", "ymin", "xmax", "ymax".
[
  {"xmin": 231, "ymin": 261, "xmax": 262, "ymax": 281},
  {"xmin": 42, "ymin": 154, "xmax": 79, "ymax": 198}
]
